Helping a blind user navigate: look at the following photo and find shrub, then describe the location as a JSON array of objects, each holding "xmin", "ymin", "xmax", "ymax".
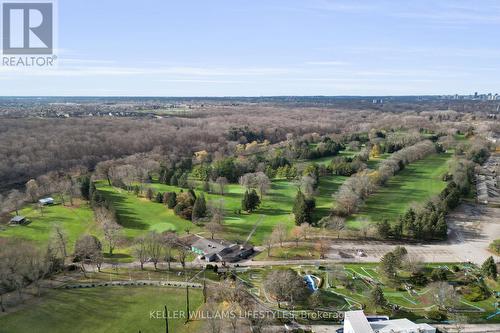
[
  {"xmin": 461, "ymin": 283, "xmax": 490, "ymax": 302},
  {"xmin": 409, "ymin": 272, "xmax": 428, "ymax": 286},
  {"xmin": 426, "ymin": 309, "xmax": 447, "ymax": 321},
  {"xmin": 489, "ymin": 239, "xmax": 500, "ymax": 256},
  {"xmin": 431, "ymin": 268, "xmax": 448, "ymax": 281}
]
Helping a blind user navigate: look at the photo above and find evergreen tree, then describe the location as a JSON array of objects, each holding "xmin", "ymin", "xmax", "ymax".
[
  {"xmin": 167, "ymin": 192, "xmax": 177, "ymax": 209},
  {"xmin": 411, "ymin": 216, "xmax": 424, "ymax": 240},
  {"xmin": 293, "ymin": 190, "xmax": 308, "ymax": 225},
  {"xmin": 393, "ymin": 246, "xmax": 408, "ymax": 267},
  {"xmin": 392, "ymin": 219, "xmax": 404, "ymax": 240},
  {"xmin": 133, "ymin": 185, "xmax": 140, "ymax": 196},
  {"xmin": 163, "ymin": 169, "xmax": 174, "ymax": 184},
  {"xmin": 370, "ymin": 286, "xmax": 387, "ymax": 308},
  {"xmin": 146, "ymin": 188, "xmax": 154, "ymax": 201},
  {"xmin": 178, "ymin": 173, "xmax": 189, "ymax": 188},
  {"xmin": 241, "ymin": 190, "xmax": 250, "ymax": 212},
  {"xmin": 482, "ymin": 256, "xmax": 497, "ymax": 280},
  {"xmin": 155, "ymin": 192, "xmax": 163, "ymax": 203},
  {"xmin": 379, "ymin": 252, "xmax": 397, "ymax": 279},
  {"xmin": 162, "ymin": 192, "xmax": 169, "ymax": 204},
  {"xmin": 80, "ymin": 175, "xmax": 91, "ymax": 200},
  {"xmin": 242, "ymin": 190, "xmax": 261, "ymax": 212},
  {"xmin": 170, "ymin": 174, "xmax": 178, "ymax": 186},
  {"xmin": 376, "ymin": 219, "xmax": 391, "ymax": 239},
  {"xmin": 435, "ymin": 215, "xmax": 447, "ymax": 239},
  {"xmin": 403, "ymin": 208, "xmax": 416, "ymax": 234},
  {"xmin": 248, "ymin": 189, "xmax": 261, "ymax": 212},
  {"xmin": 192, "ymin": 193, "xmax": 207, "ymax": 220},
  {"xmin": 293, "ymin": 190, "xmax": 315, "ymax": 225},
  {"xmin": 188, "ymin": 189, "xmax": 197, "ymax": 203},
  {"xmin": 90, "ymin": 186, "xmax": 103, "ymax": 207}
]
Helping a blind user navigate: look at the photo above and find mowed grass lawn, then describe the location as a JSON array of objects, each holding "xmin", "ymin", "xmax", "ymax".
[
  {"xmin": 0, "ymin": 286, "xmax": 203, "ymax": 333},
  {"xmin": 149, "ymin": 179, "xmax": 298, "ymax": 244},
  {"xmin": 101, "ymin": 170, "xmax": 349, "ymax": 246},
  {"xmin": 97, "ymin": 183, "xmax": 199, "ymax": 238},
  {"xmin": 0, "ymin": 200, "xmax": 97, "ymax": 251},
  {"xmin": 348, "ymin": 152, "xmax": 452, "ymax": 229}
]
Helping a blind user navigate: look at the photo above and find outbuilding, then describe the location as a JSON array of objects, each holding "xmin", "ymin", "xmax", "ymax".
[
  {"xmin": 38, "ymin": 197, "xmax": 54, "ymax": 205},
  {"xmin": 190, "ymin": 236, "xmax": 254, "ymax": 263},
  {"xmin": 10, "ymin": 215, "xmax": 27, "ymax": 225}
]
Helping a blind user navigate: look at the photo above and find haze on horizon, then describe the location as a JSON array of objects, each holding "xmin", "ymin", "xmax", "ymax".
[{"xmin": 1, "ymin": 0, "xmax": 500, "ymax": 97}]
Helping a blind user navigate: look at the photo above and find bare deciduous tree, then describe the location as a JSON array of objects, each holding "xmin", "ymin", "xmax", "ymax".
[
  {"xmin": 429, "ymin": 281, "xmax": 459, "ymax": 311},
  {"xmin": 271, "ymin": 223, "xmax": 287, "ymax": 247},
  {"xmin": 50, "ymin": 224, "xmax": 68, "ymax": 260},
  {"xmin": 177, "ymin": 245, "xmax": 189, "ymax": 271},
  {"xmin": 206, "ymin": 221, "xmax": 223, "ymax": 239},
  {"xmin": 145, "ymin": 232, "xmax": 163, "ymax": 270},
  {"xmin": 215, "ymin": 177, "xmax": 228, "ymax": 195},
  {"xmin": 264, "ymin": 269, "xmax": 310, "ymax": 308},
  {"xmin": 315, "ymin": 237, "xmax": 329, "ymax": 259},
  {"xmin": 163, "ymin": 232, "xmax": 178, "ymax": 270},
  {"xmin": 95, "ymin": 206, "xmax": 122, "ymax": 256},
  {"xmin": 6, "ymin": 189, "xmax": 24, "ymax": 216},
  {"xmin": 74, "ymin": 234, "xmax": 103, "ymax": 275},
  {"xmin": 208, "ymin": 199, "xmax": 225, "ymax": 225},
  {"xmin": 133, "ymin": 235, "xmax": 148, "ymax": 270},
  {"xmin": 25, "ymin": 179, "xmax": 39, "ymax": 203}
]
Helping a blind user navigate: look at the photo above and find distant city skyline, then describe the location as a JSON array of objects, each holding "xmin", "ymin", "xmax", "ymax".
[{"xmin": 1, "ymin": 0, "xmax": 500, "ymax": 96}]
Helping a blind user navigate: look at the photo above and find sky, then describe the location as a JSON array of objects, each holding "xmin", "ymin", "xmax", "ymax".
[{"xmin": 1, "ymin": 0, "xmax": 500, "ymax": 96}]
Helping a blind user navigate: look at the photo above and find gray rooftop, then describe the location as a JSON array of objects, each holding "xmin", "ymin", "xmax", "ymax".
[
  {"xmin": 10, "ymin": 215, "xmax": 26, "ymax": 222},
  {"xmin": 344, "ymin": 311, "xmax": 374, "ymax": 333},
  {"xmin": 191, "ymin": 237, "xmax": 229, "ymax": 255}
]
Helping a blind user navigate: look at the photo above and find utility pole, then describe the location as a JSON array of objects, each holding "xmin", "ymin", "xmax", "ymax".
[
  {"xmin": 185, "ymin": 285, "xmax": 190, "ymax": 323},
  {"xmin": 164, "ymin": 305, "xmax": 169, "ymax": 333},
  {"xmin": 203, "ymin": 269, "xmax": 207, "ymax": 303}
]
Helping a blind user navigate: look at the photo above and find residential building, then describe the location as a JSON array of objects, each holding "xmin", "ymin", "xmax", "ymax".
[
  {"xmin": 190, "ymin": 236, "xmax": 253, "ymax": 263},
  {"xmin": 343, "ymin": 311, "xmax": 435, "ymax": 333}
]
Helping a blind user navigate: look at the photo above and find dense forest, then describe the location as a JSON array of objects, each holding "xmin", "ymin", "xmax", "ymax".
[{"xmin": 0, "ymin": 98, "xmax": 497, "ymax": 194}]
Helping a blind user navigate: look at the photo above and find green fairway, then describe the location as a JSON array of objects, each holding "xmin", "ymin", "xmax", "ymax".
[
  {"xmin": 0, "ymin": 286, "xmax": 203, "ymax": 333},
  {"xmin": 148, "ymin": 179, "xmax": 298, "ymax": 244},
  {"xmin": 0, "ymin": 201, "xmax": 96, "ymax": 251},
  {"xmin": 147, "ymin": 171, "xmax": 350, "ymax": 244},
  {"xmin": 348, "ymin": 153, "xmax": 452, "ymax": 229},
  {"xmin": 97, "ymin": 183, "xmax": 199, "ymax": 239},
  {"xmin": 302, "ymin": 149, "xmax": 357, "ymax": 166},
  {"xmin": 315, "ymin": 175, "xmax": 348, "ymax": 221}
]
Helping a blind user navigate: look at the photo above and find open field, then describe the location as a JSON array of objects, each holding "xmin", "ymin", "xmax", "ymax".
[
  {"xmin": 0, "ymin": 200, "xmax": 97, "ymax": 251},
  {"xmin": 0, "ymin": 286, "xmax": 203, "ymax": 333},
  {"xmin": 97, "ymin": 183, "xmax": 200, "ymax": 238},
  {"xmin": 348, "ymin": 152, "xmax": 452, "ymax": 229}
]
